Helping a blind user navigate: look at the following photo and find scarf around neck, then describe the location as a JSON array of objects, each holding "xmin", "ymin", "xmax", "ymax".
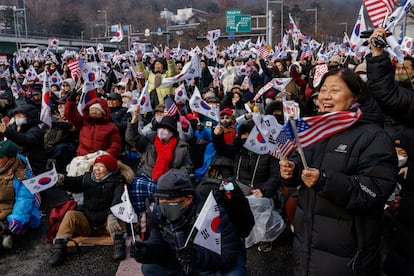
[{"xmin": 152, "ymin": 135, "xmax": 178, "ymax": 180}]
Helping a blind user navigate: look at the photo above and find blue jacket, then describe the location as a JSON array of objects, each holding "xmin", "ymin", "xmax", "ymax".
[{"xmin": 7, "ymin": 154, "xmax": 41, "ymax": 229}]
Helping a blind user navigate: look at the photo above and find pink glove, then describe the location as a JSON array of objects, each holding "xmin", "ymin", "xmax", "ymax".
[{"xmin": 179, "ymin": 116, "xmax": 189, "ymax": 129}]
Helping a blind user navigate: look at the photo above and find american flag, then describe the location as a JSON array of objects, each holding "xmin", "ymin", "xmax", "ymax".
[
  {"xmin": 283, "ymin": 109, "xmax": 362, "ymax": 149},
  {"xmin": 164, "ymin": 96, "xmax": 178, "ymax": 116},
  {"xmin": 67, "ymin": 58, "xmax": 83, "ymax": 80},
  {"xmin": 271, "ymin": 130, "xmax": 295, "ymax": 160},
  {"xmin": 258, "ymin": 45, "xmax": 270, "ymax": 59},
  {"xmin": 364, "ymin": 0, "xmax": 396, "ymax": 27},
  {"xmin": 313, "ymin": 64, "xmax": 329, "ymax": 88}
]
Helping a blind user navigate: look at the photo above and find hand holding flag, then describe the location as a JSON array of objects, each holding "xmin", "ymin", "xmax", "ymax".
[
  {"xmin": 22, "ymin": 164, "xmax": 58, "ymax": 194},
  {"xmin": 185, "ymin": 191, "xmax": 221, "ymax": 255}
]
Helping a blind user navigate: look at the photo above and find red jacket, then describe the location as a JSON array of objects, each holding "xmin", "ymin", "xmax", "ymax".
[{"xmin": 65, "ymin": 97, "xmax": 121, "ymax": 158}]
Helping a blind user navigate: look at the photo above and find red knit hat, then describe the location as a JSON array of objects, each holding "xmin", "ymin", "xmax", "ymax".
[
  {"xmin": 94, "ymin": 154, "xmax": 118, "ymax": 172},
  {"xmin": 219, "ymin": 107, "xmax": 233, "ymax": 116}
]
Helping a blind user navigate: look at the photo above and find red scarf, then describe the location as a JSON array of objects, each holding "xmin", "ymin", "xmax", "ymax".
[
  {"xmin": 224, "ymin": 129, "xmax": 236, "ymax": 144},
  {"xmin": 152, "ymin": 135, "xmax": 178, "ymax": 180}
]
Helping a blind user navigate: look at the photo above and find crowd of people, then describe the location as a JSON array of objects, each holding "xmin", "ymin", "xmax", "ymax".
[{"xmin": 0, "ymin": 25, "xmax": 412, "ymax": 275}]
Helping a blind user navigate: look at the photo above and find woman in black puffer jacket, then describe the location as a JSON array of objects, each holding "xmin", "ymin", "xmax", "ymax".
[{"xmin": 280, "ymin": 68, "xmax": 397, "ymax": 276}]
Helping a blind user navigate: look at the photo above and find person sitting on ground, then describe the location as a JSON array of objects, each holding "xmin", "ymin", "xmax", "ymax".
[
  {"xmin": 48, "ymin": 154, "xmax": 134, "ymax": 266},
  {"xmin": 130, "ymin": 169, "xmax": 246, "ymax": 275},
  {"xmin": 0, "ymin": 140, "xmax": 40, "ymax": 250}
]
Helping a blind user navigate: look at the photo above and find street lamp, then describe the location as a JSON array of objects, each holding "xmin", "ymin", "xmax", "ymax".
[
  {"xmin": 338, "ymin": 22, "xmax": 348, "ymax": 35},
  {"xmin": 97, "ymin": 9, "xmax": 107, "ymax": 39},
  {"xmin": 306, "ymin": 8, "xmax": 318, "ymax": 40},
  {"xmin": 23, "ymin": 0, "xmax": 28, "ymax": 39},
  {"xmin": 266, "ymin": 0, "xmax": 284, "ymax": 46}
]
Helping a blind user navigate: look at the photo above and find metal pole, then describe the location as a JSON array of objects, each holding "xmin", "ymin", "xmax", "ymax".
[
  {"xmin": 268, "ymin": 10, "xmax": 273, "ymax": 46},
  {"xmin": 104, "ymin": 11, "xmax": 108, "ymax": 40},
  {"xmin": 97, "ymin": 10, "xmax": 107, "ymax": 40},
  {"xmin": 315, "ymin": 8, "xmax": 318, "ymax": 40},
  {"xmin": 23, "ymin": 0, "xmax": 27, "ymax": 39},
  {"xmin": 128, "ymin": 25, "xmax": 131, "ymax": 50},
  {"xmin": 267, "ymin": 1, "xmax": 283, "ymax": 46},
  {"xmin": 306, "ymin": 9, "xmax": 317, "ymax": 39},
  {"xmin": 13, "ymin": 11, "xmax": 18, "ymax": 50},
  {"xmin": 266, "ymin": 0, "xmax": 269, "ymax": 44},
  {"xmin": 281, "ymin": 0, "xmax": 283, "ymax": 43}
]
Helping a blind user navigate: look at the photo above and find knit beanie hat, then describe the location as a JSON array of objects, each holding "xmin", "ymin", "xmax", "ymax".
[
  {"xmin": 89, "ymin": 103, "xmax": 106, "ymax": 115},
  {"xmin": 0, "ymin": 140, "xmax": 18, "ymax": 158},
  {"xmin": 94, "ymin": 154, "xmax": 118, "ymax": 172}
]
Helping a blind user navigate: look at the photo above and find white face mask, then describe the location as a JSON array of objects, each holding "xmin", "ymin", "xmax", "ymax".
[
  {"xmin": 58, "ymin": 108, "xmax": 65, "ymax": 116},
  {"xmin": 398, "ymin": 155, "xmax": 408, "ymax": 167},
  {"xmin": 157, "ymin": 128, "xmax": 173, "ymax": 142},
  {"xmin": 155, "ymin": 114, "xmax": 164, "ymax": 123},
  {"xmin": 15, "ymin": 117, "xmax": 27, "ymax": 127},
  {"xmin": 359, "ymin": 74, "xmax": 368, "ymax": 83}
]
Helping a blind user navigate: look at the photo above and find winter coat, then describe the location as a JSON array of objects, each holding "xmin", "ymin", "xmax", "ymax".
[
  {"xmin": 109, "ymin": 105, "xmax": 131, "ymax": 151},
  {"xmin": 136, "ymin": 59, "xmax": 177, "ymax": 105},
  {"xmin": 2, "ymin": 154, "xmax": 40, "ymax": 229},
  {"xmin": 284, "ymin": 97, "xmax": 397, "ymax": 276},
  {"xmin": 65, "ymin": 97, "xmax": 121, "ymax": 158},
  {"xmin": 125, "ymin": 121, "xmax": 193, "ymax": 176},
  {"xmin": 198, "ymin": 67, "xmax": 213, "ymax": 92},
  {"xmin": 366, "ymin": 53, "xmax": 414, "ymax": 128},
  {"xmin": 367, "ymin": 52, "xmax": 414, "ymax": 274},
  {"xmin": 142, "ymin": 197, "xmax": 245, "ymax": 273},
  {"xmin": 61, "ymin": 166, "xmax": 131, "ymax": 228},
  {"xmin": 4, "ymin": 104, "xmax": 47, "ymax": 174},
  {"xmin": 109, "ymin": 105, "xmax": 131, "ymax": 139},
  {"xmin": 213, "ymin": 133, "xmax": 280, "ymax": 197}
]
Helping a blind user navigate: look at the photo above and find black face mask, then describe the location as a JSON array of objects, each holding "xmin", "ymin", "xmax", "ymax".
[
  {"xmin": 221, "ymin": 121, "xmax": 232, "ymax": 128},
  {"xmin": 159, "ymin": 200, "xmax": 186, "ymax": 221},
  {"xmin": 275, "ymin": 115, "xmax": 284, "ymax": 125}
]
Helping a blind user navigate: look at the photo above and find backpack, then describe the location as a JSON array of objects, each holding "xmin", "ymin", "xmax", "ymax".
[
  {"xmin": 46, "ymin": 199, "xmax": 77, "ymax": 243},
  {"xmin": 196, "ymin": 176, "xmax": 255, "ymax": 238}
]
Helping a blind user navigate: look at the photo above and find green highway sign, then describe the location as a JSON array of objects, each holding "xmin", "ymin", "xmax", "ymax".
[
  {"xmin": 226, "ymin": 10, "xmax": 251, "ymax": 33},
  {"xmin": 234, "ymin": 14, "xmax": 251, "ymax": 33}
]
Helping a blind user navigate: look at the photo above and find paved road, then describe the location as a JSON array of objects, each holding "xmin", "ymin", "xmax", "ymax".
[{"xmin": 0, "ymin": 187, "xmax": 294, "ymax": 276}]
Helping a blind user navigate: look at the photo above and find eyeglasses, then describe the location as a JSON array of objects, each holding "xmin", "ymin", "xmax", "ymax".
[
  {"xmin": 220, "ymin": 115, "xmax": 232, "ymax": 120},
  {"xmin": 62, "ymin": 84, "xmax": 70, "ymax": 87}
]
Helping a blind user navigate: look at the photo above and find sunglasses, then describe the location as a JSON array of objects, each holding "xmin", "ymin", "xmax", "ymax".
[
  {"xmin": 220, "ymin": 115, "xmax": 232, "ymax": 120},
  {"xmin": 62, "ymin": 84, "xmax": 70, "ymax": 87}
]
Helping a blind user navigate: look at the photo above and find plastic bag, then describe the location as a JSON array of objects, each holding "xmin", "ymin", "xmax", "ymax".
[{"xmin": 245, "ymin": 195, "xmax": 285, "ymax": 248}]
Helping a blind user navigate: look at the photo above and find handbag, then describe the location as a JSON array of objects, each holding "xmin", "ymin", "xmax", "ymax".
[{"xmin": 235, "ymin": 179, "xmax": 253, "ymax": 196}]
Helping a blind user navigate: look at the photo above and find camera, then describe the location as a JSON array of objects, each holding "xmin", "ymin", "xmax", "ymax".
[
  {"xmin": 371, "ymin": 35, "xmax": 387, "ymax": 48},
  {"xmin": 360, "ymin": 29, "xmax": 390, "ymax": 48}
]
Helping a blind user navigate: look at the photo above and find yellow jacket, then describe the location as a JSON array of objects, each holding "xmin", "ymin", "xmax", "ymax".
[{"xmin": 136, "ymin": 59, "xmax": 177, "ymax": 104}]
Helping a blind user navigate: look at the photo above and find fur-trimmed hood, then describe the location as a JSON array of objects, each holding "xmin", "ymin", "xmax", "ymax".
[{"xmin": 117, "ymin": 160, "xmax": 134, "ymax": 185}]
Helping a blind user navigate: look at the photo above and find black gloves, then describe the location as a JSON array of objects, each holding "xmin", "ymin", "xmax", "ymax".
[
  {"xmin": 130, "ymin": 240, "xmax": 162, "ymax": 264},
  {"xmin": 67, "ymin": 89, "xmax": 78, "ymax": 102},
  {"xmin": 176, "ymin": 246, "xmax": 197, "ymax": 274}
]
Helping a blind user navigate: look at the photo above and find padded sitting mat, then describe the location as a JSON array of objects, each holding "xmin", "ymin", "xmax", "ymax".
[{"xmin": 67, "ymin": 235, "xmax": 114, "ymax": 247}]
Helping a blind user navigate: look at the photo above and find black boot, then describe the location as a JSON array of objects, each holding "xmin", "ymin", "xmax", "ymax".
[
  {"xmin": 113, "ymin": 233, "xmax": 126, "ymax": 261},
  {"xmin": 48, "ymin": 238, "xmax": 67, "ymax": 266}
]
